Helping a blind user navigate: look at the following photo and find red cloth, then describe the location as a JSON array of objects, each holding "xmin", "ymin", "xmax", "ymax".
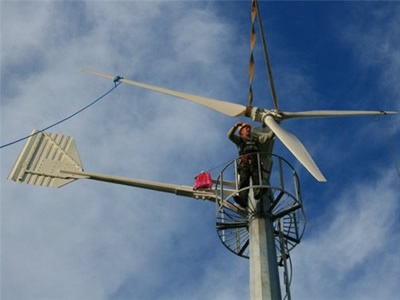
[{"xmin": 194, "ymin": 172, "xmax": 212, "ymax": 189}]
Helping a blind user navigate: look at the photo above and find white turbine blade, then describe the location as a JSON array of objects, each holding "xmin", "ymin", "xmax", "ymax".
[
  {"xmin": 264, "ymin": 116, "xmax": 327, "ymax": 182},
  {"xmin": 281, "ymin": 110, "xmax": 398, "ymax": 120},
  {"xmin": 81, "ymin": 69, "xmax": 247, "ymax": 117}
]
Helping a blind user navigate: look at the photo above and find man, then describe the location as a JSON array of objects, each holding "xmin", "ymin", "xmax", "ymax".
[{"xmin": 228, "ymin": 121, "xmax": 274, "ymax": 209}]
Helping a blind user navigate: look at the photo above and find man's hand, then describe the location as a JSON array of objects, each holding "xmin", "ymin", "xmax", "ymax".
[{"xmin": 235, "ymin": 121, "xmax": 243, "ymax": 128}]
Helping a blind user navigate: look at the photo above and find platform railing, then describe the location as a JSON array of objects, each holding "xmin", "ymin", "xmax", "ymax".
[{"xmin": 214, "ymin": 152, "xmax": 305, "ymax": 259}]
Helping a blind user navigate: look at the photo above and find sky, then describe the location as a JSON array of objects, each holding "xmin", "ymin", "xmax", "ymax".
[{"xmin": 1, "ymin": 1, "xmax": 400, "ymax": 299}]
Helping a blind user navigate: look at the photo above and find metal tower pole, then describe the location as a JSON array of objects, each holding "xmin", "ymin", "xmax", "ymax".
[{"xmin": 249, "ymin": 192, "xmax": 281, "ymax": 300}]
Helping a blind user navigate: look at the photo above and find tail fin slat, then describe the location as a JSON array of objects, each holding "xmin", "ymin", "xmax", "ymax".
[{"xmin": 8, "ymin": 130, "xmax": 83, "ymax": 188}]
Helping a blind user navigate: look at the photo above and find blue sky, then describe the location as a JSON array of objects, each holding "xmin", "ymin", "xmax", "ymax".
[{"xmin": 1, "ymin": 1, "xmax": 399, "ymax": 299}]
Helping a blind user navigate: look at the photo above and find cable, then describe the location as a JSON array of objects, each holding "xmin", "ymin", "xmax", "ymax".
[
  {"xmin": 255, "ymin": 0, "xmax": 279, "ymax": 110},
  {"xmin": 0, "ymin": 80, "xmax": 122, "ymax": 149}
]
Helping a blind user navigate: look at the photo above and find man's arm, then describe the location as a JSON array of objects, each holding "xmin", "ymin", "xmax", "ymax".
[
  {"xmin": 258, "ymin": 130, "xmax": 275, "ymax": 144},
  {"xmin": 227, "ymin": 122, "xmax": 242, "ymax": 145}
]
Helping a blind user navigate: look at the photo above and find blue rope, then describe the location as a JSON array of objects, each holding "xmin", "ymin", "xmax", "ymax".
[{"xmin": 0, "ymin": 81, "xmax": 122, "ymax": 149}]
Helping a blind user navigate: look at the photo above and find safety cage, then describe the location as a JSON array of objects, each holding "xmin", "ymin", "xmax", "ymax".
[{"xmin": 214, "ymin": 152, "xmax": 305, "ymax": 261}]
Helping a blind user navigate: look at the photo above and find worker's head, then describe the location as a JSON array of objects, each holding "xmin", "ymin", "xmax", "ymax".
[{"xmin": 239, "ymin": 123, "xmax": 251, "ymax": 137}]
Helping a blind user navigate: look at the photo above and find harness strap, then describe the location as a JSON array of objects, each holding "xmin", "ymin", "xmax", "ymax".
[{"xmin": 247, "ymin": 0, "xmax": 257, "ymax": 114}]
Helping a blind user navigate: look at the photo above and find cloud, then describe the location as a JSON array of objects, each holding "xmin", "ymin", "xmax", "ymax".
[
  {"xmin": 342, "ymin": 3, "xmax": 400, "ymax": 112},
  {"xmin": 2, "ymin": 1, "xmax": 400, "ymax": 300},
  {"xmin": 292, "ymin": 169, "xmax": 400, "ymax": 300},
  {"xmin": 1, "ymin": 1, "xmax": 241, "ymax": 299}
]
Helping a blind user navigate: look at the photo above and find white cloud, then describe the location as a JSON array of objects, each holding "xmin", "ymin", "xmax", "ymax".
[
  {"xmin": 2, "ymin": 1, "xmax": 400, "ymax": 300},
  {"xmin": 1, "ymin": 2, "xmax": 53, "ymax": 64},
  {"xmin": 292, "ymin": 169, "xmax": 400, "ymax": 300},
  {"xmin": 1, "ymin": 1, "xmax": 240, "ymax": 299},
  {"xmin": 342, "ymin": 3, "xmax": 400, "ymax": 113},
  {"xmin": 172, "ymin": 8, "xmax": 232, "ymax": 66}
]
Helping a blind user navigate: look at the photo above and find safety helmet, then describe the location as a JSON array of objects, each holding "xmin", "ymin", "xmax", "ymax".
[{"xmin": 239, "ymin": 123, "xmax": 252, "ymax": 134}]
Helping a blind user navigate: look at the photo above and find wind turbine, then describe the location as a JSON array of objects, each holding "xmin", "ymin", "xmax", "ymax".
[
  {"xmin": 7, "ymin": 1, "xmax": 397, "ymax": 299},
  {"xmin": 78, "ymin": 70, "xmax": 395, "ymax": 184}
]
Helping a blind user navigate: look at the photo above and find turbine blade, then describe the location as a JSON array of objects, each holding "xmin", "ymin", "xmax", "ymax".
[
  {"xmin": 281, "ymin": 110, "xmax": 398, "ymax": 120},
  {"xmin": 264, "ymin": 116, "xmax": 327, "ymax": 182},
  {"xmin": 81, "ymin": 69, "xmax": 247, "ymax": 117}
]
